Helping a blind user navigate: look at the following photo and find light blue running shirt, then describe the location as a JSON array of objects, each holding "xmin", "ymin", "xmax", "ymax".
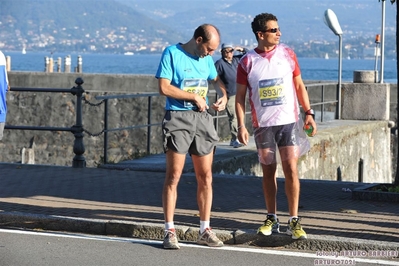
[{"xmin": 155, "ymin": 43, "xmax": 217, "ymax": 111}]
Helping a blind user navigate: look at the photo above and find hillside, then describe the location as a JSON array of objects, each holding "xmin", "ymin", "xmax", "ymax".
[
  {"xmin": 119, "ymin": 0, "xmax": 397, "ymax": 44},
  {"xmin": 0, "ymin": 0, "xmax": 185, "ymax": 53},
  {"xmin": 0, "ymin": 0, "xmax": 396, "ymax": 58}
]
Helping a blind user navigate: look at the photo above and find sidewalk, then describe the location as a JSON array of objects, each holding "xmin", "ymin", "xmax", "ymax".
[{"xmin": 0, "ymin": 143, "xmax": 398, "ymax": 254}]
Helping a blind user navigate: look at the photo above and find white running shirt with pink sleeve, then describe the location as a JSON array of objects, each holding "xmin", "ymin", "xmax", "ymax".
[{"xmin": 237, "ymin": 44, "xmax": 301, "ymax": 128}]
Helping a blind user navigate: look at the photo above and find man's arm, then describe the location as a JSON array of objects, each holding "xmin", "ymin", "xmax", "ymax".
[
  {"xmin": 210, "ymin": 76, "xmax": 228, "ymax": 112},
  {"xmin": 158, "ymin": 78, "xmax": 208, "ymax": 112},
  {"xmin": 234, "ymin": 47, "xmax": 248, "ymax": 59},
  {"xmin": 294, "ymin": 75, "xmax": 317, "ymax": 136},
  {"xmin": 235, "ymin": 83, "xmax": 249, "ymax": 145}
]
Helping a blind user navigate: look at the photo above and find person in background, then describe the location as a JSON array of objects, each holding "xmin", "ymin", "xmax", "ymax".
[
  {"xmin": 0, "ymin": 51, "xmax": 9, "ymax": 141},
  {"xmin": 215, "ymin": 43, "xmax": 247, "ymax": 148},
  {"xmin": 235, "ymin": 13, "xmax": 317, "ymax": 240},
  {"xmin": 155, "ymin": 24, "xmax": 228, "ymax": 249}
]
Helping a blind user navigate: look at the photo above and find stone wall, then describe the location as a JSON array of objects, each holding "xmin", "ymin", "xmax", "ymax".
[
  {"xmin": 1, "ymin": 72, "xmax": 396, "ymax": 183},
  {"xmin": 211, "ymin": 120, "xmax": 392, "ymax": 183}
]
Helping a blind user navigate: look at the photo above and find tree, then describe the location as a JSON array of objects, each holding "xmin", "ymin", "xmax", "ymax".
[
  {"xmin": 391, "ymin": 0, "xmax": 399, "ymax": 186},
  {"xmin": 380, "ymin": 0, "xmax": 398, "ymax": 185},
  {"xmin": 394, "ymin": 0, "xmax": 399, "ymax": 186}
]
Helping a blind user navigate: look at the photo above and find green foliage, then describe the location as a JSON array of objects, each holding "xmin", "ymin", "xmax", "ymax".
[
  {"xmin": 388, "ymin": 186, "xmax": 399, "ymax": 193},
  {"xmin": 370, "ymin": 184, "xmax": 399, "ymax": 193}
]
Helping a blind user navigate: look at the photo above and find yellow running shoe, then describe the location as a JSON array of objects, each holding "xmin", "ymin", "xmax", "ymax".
[
  {"xmin": 257, "ymin": 215, "xmax": 280, "ymax": 236},
  {"xmin": 286, "ymin": 217, "xmax": 307, "ymax": 240}
]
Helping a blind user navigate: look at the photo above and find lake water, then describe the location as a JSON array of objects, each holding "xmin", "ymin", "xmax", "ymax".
[{"xmin": 3, "ymin": 51, "xmax": 398, "ymax": 83}]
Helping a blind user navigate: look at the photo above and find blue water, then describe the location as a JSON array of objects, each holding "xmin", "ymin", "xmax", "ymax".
[{"xmin": 3, "ymin": 51, "xmax": 398, "ymax": 83}]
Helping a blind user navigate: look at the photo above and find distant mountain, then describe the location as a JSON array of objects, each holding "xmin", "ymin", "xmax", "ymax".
[
  {"xmin": 117, "ymin": 0, "xmax": 397, "ymax": 45},
  {"xmin": 0, "ymin": 0, "xmax": 396, "ymax": 57},
  {"xmin": 0, "ymin": 0, "xmax": 185, "ymax": 53}
]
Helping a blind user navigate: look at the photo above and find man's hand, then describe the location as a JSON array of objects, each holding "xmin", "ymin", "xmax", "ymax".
[
  {"xmin": 237, "ymin": 126, "xmax": 249, "ymax": 146},
  {"xmin": 211, "ymin": 96, "xmax": 227, "ymax": 112},
  {"xmin": 193, "ymin": 95, "xmax": 209, "ymax": 112}
]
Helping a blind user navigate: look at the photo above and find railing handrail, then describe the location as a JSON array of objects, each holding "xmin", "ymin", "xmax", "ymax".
[
  {"xmin": 5, "ymin": 80, "xmax": 339, "ymax": 166},
  {"xmin": 5, "ymin": 78, "xmax": 87, "ymax": 168}
]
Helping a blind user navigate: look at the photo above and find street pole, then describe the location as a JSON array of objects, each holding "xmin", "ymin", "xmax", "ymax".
[
  {"xmin": 380, "ymin": 0, "xmax": 386, "ymax": 83},
  {"xmin": 323, "ymin": 9, "xmax": 343, "ymax": 119},
  {"xmin": 374, "ymin": 34, "xmax": 380, "ymax": 83},
  {"xmin": 338, "ymin": 34, "xmax": 342, "ymax": 119}
]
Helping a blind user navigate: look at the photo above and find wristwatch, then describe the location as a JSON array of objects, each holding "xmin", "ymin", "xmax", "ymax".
[{"xmin": 305, "ymin": 109, "xmax": 315, "ymax": 119}]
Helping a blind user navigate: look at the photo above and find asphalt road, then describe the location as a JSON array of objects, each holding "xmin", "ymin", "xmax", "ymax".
[{"xmin": 1, "ymin": 229, "xmax": 398, "ymax": 266}]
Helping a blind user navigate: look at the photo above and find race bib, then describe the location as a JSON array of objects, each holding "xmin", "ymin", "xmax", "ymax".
[
  {"xmin": 258, "ymin": 78, "xmax": 286, "ymax": 107},
  {"xmin": 182, "ymin": 79, "xmax": 208, "ymax": 108}
]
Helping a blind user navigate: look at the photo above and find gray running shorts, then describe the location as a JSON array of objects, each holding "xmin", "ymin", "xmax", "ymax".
[
  {"xmin": 254, "ymin": 123, "xmax": 297, "ymax": 149},
  {"xmin": 162, "ymin": 110, "xmax": 219, "ymax": 156}
]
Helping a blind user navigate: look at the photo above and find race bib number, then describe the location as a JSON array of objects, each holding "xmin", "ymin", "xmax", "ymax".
[
  {"xmin": 182, "ymin": 79, "xmax": 208, "ymax": 108},
  {"xmin": 258, "ymin": 78, "xmax": 286, "ymax": 107}
]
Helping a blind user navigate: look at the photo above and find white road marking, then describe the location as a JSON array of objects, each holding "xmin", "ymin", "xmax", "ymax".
[{"xmin": 1, "ymin": 228, "xmax": 397, "ymax": 265}]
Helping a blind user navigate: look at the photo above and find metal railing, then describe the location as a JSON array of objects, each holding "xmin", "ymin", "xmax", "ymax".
[
  {"xmin": 305, "ymin": 82, "xmax": 340, "ymax": 122},
  {"xmin": 5, "ymin": 78, "xmax": 86, "ymax": 168},
  {"xmin": 94, "ymin": 92, "xmax": 161, "ymax": 164},
  {"xmin": 5, "ymin": 79, "xmax": 339, "ymax": 167},
  {"xmin": 94, "ymin": 90, "xmax": 234, "ymax": 164}
]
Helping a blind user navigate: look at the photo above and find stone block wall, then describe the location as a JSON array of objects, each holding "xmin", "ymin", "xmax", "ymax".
[{"xmin": 1, "ymin": 72, "xmax": 395, "ymax": 183}]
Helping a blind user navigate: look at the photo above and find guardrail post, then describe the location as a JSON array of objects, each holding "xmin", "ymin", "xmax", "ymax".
[{"xmin": 71, "ymin": 77, "xmax": 86, "ymax": 168}]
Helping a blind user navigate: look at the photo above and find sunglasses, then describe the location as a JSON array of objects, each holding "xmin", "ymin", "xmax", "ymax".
[
  {"xmin": 223, "ymin": 49, "xmax": 234, "ymax": 53},
  {"xmin": 259, "ymin": 28, "xmax": 280, "ymax": 33}
]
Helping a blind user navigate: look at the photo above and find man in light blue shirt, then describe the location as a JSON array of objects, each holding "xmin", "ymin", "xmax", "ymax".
[
  {"xmin": 0, "ymin": 51, "xmax": 9, "ymax": 141},
  {"xmin": 156, "ymin": 24, "xmax": 228, "ymax": 249}
]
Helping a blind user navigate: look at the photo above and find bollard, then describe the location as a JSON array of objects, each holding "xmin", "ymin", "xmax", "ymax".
[
  {"xmin": 358, "ymin": 158, "xmax": 364, "ymax": 183},
  {"xmin": 337, "ymin": 166, "xmax": 342, "ymax": 181},
  {"xmin": 44, "ymin": 56, "xmax": 50, "ymax": 72},
  {"xmin": 5, "ymin": 56, "xmax": 11, "ymax": 72},
  {"xmin": 57, "ymin": 57, "xmax": 62, "ymax": 73},
  {"xmin": 71, "ymin": 77, "xmax": 86, "ymax": 168},
  {"xmin": 76, "ymin": 55, "xmax": 82, "ymax": 73},
  {"xmin": 49, "ymin": 57, "xmax": 54, "ymax": 73},
  {"xmin": 353, "ymin": 70, "xmax": 377, "ymax": 83},
  {"xmin": 64, "ymin": 55, "xmax": 71, "ymax": 73}
]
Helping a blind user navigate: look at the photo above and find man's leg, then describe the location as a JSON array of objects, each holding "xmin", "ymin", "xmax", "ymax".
[
  {"xmin": 257, "ymin": 162, "xmax": 280, "ymax": 235},
  {"xmin": 191, "ymin": 152, "xmax": 214, "ymax": 222},
  {"xmin": 281, "ymin": 158, "xmax": 300, "ymax": 217},
  {"xmin": 261, "ymin": 163, "xmax": 278, "ymax": 214},
  {"xmin": 0, "ymin": 122, "xmax": 4, "ymax": 140},
  {"xmin": 280, "ymin": 150, "xmax": 306, "ymax": 239},
  {"xmin": 191, "ymin": 152, "xmax": 223, "ymax": 247},
  {"xmin": 163, "ymin": 150, "xmax": 186, "ymax": 223},
  {"xmin": 162, "ymin": 149, "xmax": 186, "ymax": 249}
]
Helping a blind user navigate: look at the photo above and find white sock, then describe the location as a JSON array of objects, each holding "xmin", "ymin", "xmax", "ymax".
[
  {"xmin": 165, "ymin": 222, "xmax": 175, "ymax": 231},
  {"xmin": 289, "ymin": 216, "xmax": 298, "ymax": 223},
  {"xmin": 200, "ymin": 221, "xmax": 210, "ymax": 233}
]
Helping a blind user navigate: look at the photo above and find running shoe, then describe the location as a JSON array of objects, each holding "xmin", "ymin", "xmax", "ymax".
[
  {"xmin": 257, "ymin": 215, "xmax": 280, "ymax": 236},
  {"xmin": 232, "ymin": 140, "xmax": 244, "ymax": 148},
  {"xmin": 286, "ymin": 217, "xmax": 307, "ymax": 240},
  {"xmin": 163, "ymin": 229, "xmax": 180, "ymax": 249},
  {"xmin": 197, "ymin": 228, "xmax": 224, "ymax": 247}
]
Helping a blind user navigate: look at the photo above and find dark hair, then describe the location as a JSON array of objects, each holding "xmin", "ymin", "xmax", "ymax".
[
  {"xmin": 251, "ymin": 13, "xmax": 278, "ymax": 39},
  {"xmin": 193, "ymin": 24, "xmax": 220, "ymax": 43}
]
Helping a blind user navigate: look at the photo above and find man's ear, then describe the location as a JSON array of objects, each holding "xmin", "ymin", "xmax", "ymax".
[{"xmin": 196, "ymin": 36, "xmax": 203, "ymax": 44}]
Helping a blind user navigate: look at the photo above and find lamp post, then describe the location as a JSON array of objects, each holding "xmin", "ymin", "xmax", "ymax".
[
  {"xmin": 324, "ymin": 9, "xmax": 343, "ymax": 119},
  {"xmin": 380, "ymin": 0, "xmax": 386, "ymax": 83}
]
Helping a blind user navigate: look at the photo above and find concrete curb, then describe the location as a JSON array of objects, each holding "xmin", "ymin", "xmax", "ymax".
[{"xmin": 1, "ymin": 211, "xmax": 398, "ymax": 256}]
